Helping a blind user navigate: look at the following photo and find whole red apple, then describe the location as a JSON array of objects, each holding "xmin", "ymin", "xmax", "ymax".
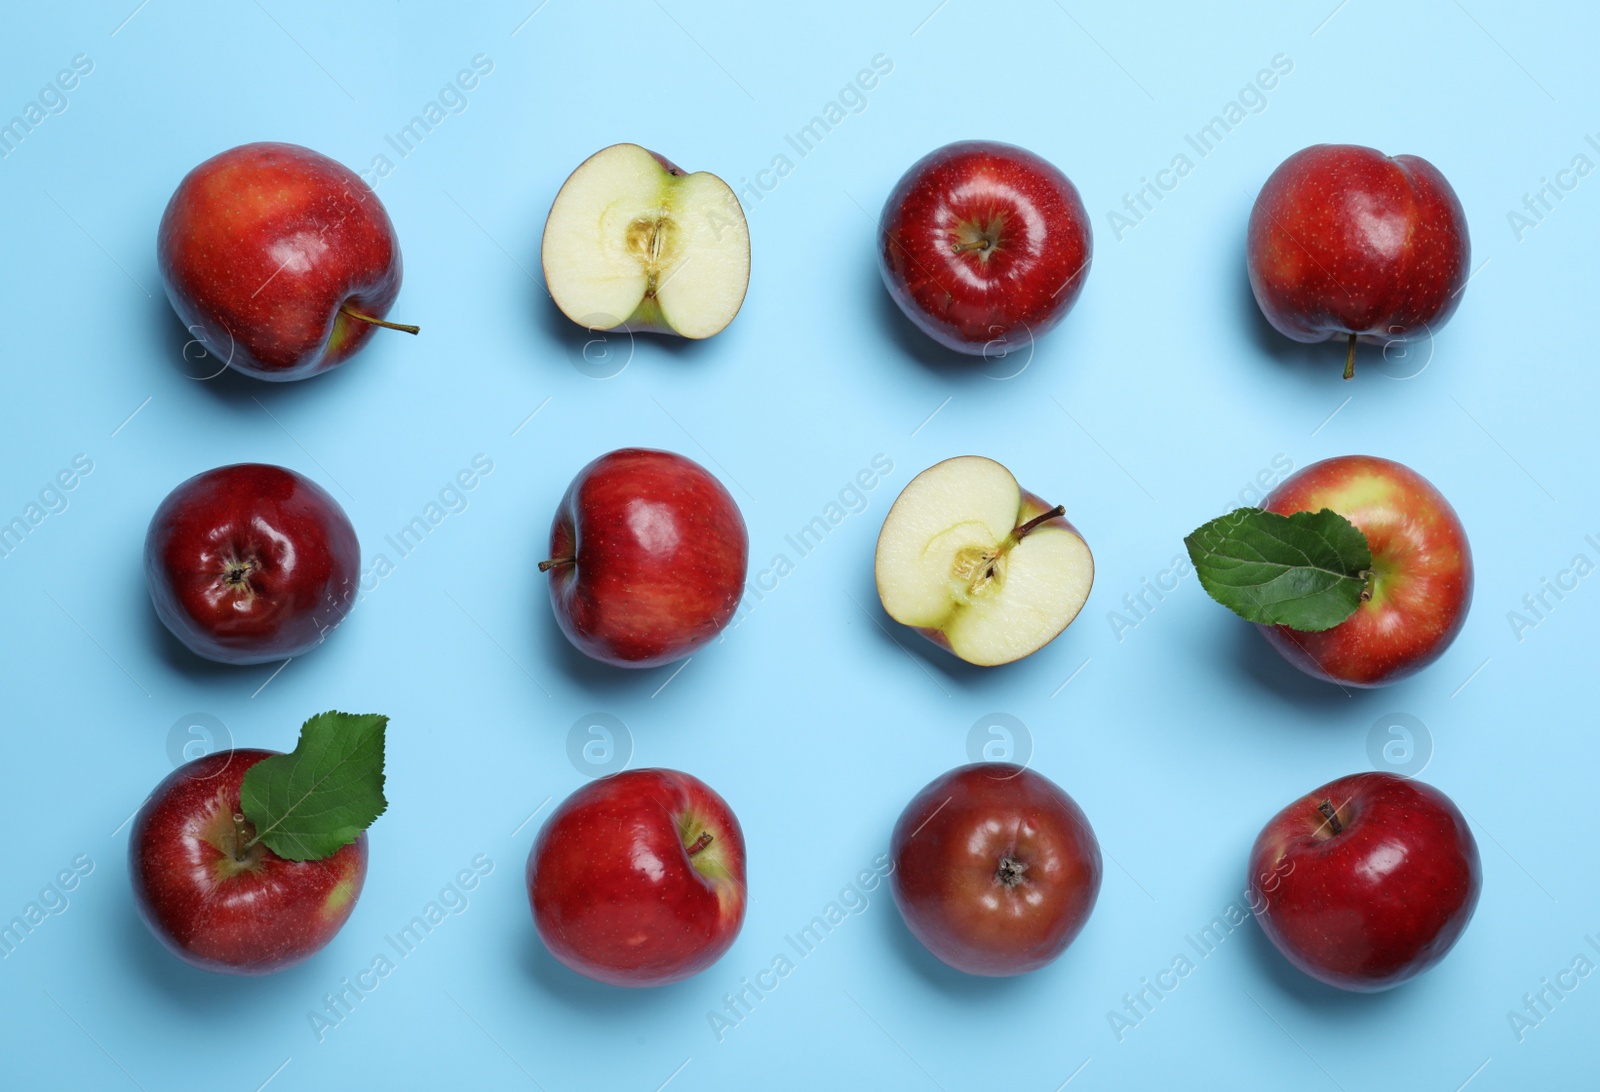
[
  {"xmin": 879, "ymin": 140, "xmax": 1092, "ymax": 356},
  {"xmin": 527, "ymin": 768, "xmax": 746, "ymax": 986},
  {"xmin": 890, "ymin": 763, "xmax": 1101, "ymax": 976},
  {"xmin": 1248, "ymin": 772, "xmax": 1481, "ymax": 991},
  {"xmin": 1257, "ymin": 455, "xmax": 1472, "ymax": 687},
  {"xmin": 145, "ymin": 463, "xmax": 360, "ymax": 665},
  {"xmin": 1247, "ymin": 144, "xmax": 1469, "ymax": 379},
  {"xmin": 541, "ymin": 448, "xmax": 747, "ymax": 668},
  {"xmin": 158, "ymin": 141, "xmax": 417, "ymax": 382},
  {"xmin": 129, "ymin": 749, "xmax": 367, "ymax": 974}
]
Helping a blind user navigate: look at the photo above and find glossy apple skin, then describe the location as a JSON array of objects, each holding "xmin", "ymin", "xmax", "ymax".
[
  {"xmin": 890, "ymin": 763, "xmax": 1101, "ymax": 976},
  {"xmin": 1247, "ymin": 145, "xmax": 1469, "ymax": 356},
  {"xmin": 1256, "ymin": 455, "xmax": 1471, "ymax": 687},
  {"xmin": 1248, "ymin": 772, "xmax": 1480, "ymax": 991},
  {"xmin": 880, "ymin": 140, "xmax": 1092, "ymax": 355},
  {"xmin": 527, "ymin": 768, "xmax": 747, "ymax": 987},
  {"xmin": 158, "ymin": 142, "xmax": 404, "ymax": 382},
  {"xmin": 129, "ymin": 749, "xmax": 367, "ymax": 975},
  {"xmin": 145, "ymin": 463, "xmax": 360, "ymax": 665},
  {"xmin": 545, "ymin": 449, "xmax": 748, "ymax": 668},
  {"xmin": 912, "ymin": 488, "xmax": 1091, "ymax": 657}
]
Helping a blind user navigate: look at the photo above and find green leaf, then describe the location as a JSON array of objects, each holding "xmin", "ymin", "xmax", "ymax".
[
  {"xmin": 1183, "ymin": 507, "xmax": 1372, "ymax": 631},
  {"xmin": 239, "ymin": 711, "xmax": 388, "ymax": 862}
]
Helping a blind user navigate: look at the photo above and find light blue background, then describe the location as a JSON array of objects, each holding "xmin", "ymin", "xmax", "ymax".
[{"xmin": 1, "ymin": 1, "xmax": 1595, "ymax": 1088}]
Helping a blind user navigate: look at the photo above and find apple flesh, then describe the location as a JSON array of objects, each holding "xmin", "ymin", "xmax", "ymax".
[
  {"xmin": 129, "ymin": 749, "xmax": 367, "ymax": 974},
  {"xmin": 1248, "ymin": 772, "xmax": 1481, "ymax": 991},
  {"xmin": 158, "ymin": 141, "xmax": 415, "ymax": 382},
  {"xmin": 527, "ymin": 768, "xmax": 746, "ymax": 987},
  {"xmin": 541, "ymin": 143, "xmax": 750, "ymax": 339},
  {"xmin": 145, "ymin": 463, "xmax": 360, "ymax": 665},
  {"xmin": 879, "ymin": 140, "xmax": 1092, "ymax": 355},
  {"xmin": 1247, "ymin": 144, "xmax": 1469, "ymax": 379},
  {"xmin": 542, "ymin": 448, "xmax": 748, "ymax": 668},
  {"xmin": 1257, "ymin": 455, "xmax": 1471, "ymax": 687},
  {"xmin": 875, "ymin": 456, "xmax": 1092, "ymax": 666},
  {"xmin": 891, "ymin": 763, "xmax": 1101, "ymax": 976}
]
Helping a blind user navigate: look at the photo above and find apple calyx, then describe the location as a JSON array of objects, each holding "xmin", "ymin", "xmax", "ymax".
[
  {"xmin": 1343, "ymin": 333, "xmax": 1357, "ymax": 381},
  {"xmin": 537, "ymin": 557, "xmax": 574, "ymax": 574},
  {"xmin": 339, "ymin": 303, "xmax": 420, "ymax": 336},
  {"xmin": 996, "ymin": 855, "xmax": 1028, "ymax": 888},
  {"xmin": 222, "ymin": 556, "xmax": 258, "ymax": 595}
]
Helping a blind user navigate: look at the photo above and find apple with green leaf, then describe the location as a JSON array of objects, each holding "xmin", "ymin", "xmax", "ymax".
[
  {"xmin": 129, "ymin": 711, "xmax": 387, "ymax": 974},
  {"xmin": 541, "ymin": 143, "xmax": 750, "ymax": 339},
  {"xmin": 1183, "ymin": 455, "xmax": 1472, "ymax": 687},
  {"xmin": 875, "ymin": 456, "xmax": 1093, "ymax": 666}
]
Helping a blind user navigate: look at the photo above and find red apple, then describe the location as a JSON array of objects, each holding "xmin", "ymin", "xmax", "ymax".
[
  {"xmin": 890, "ymin": 763, "xmax": 1101, "ymax": 976},
  {"xmin": 129, "ymin": 749, "xmax": 367, "ymax": 974},
  {"xmin": 145, "ymin": 463, "xmax": 360, "ymax": 665},
  {"xmin": 1257, "ymin": 455, "xmax": 1472, "ymax": 687},
  {"xmin": 541, "ymin": 448, "xmax": 748, "ymax": 668},
  {"xmin": 527, "ymin": 768, "xmax": 746, "ymax": 986},
  {"xmin": 1247, "ymin": 144, "xmax": 1469, "ymax": 379},
  {"xmin": 879, "ymin": 140, "xmax": 1092, "ymax": 356},
  {"xmin": 158, "ymin": 141, "xmax": 417, "ymax": 382},
  {"xmin": 1248, "ymin": 772, "xmax": 1481, "ymax": 991}
]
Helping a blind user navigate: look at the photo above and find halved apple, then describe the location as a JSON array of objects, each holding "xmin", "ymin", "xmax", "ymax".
[
  {"xmin": 875, "ymin": 457, "xmax": 1093, "ymax": 666},
  {"xmin": 541, "ymin": 143, "xmax": 750, "ymax": 339}
]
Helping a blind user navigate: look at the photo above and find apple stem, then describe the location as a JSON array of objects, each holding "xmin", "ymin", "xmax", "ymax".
[
  {"xmin": 232, "ymin": 812, "xmax": 250, "ymax": 861},
  {"xmin": 340, "ymin": 304, "xmax": 420, "ymax": 336},
  {"xmin": 1343, "ymin": 333, "xmax": 1356, "ymax": 381},
  {"xmin": 1013, "ymin": 505, "xmax": 1066, "ymax": 540},
  {"xmin": 1317, "ymin": 799, "xmax": 1343, "ymax": 835},
  {"xmin": 951, "ymin": 239, "xmax": 991, "ymax": 254},
  {"xmin": 537, "ymin": 557, "xmax": 574, "ymax": 574},
  {"xmin": 686, "ymin": 831, "xmax": 714, "ymax": 857}
]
